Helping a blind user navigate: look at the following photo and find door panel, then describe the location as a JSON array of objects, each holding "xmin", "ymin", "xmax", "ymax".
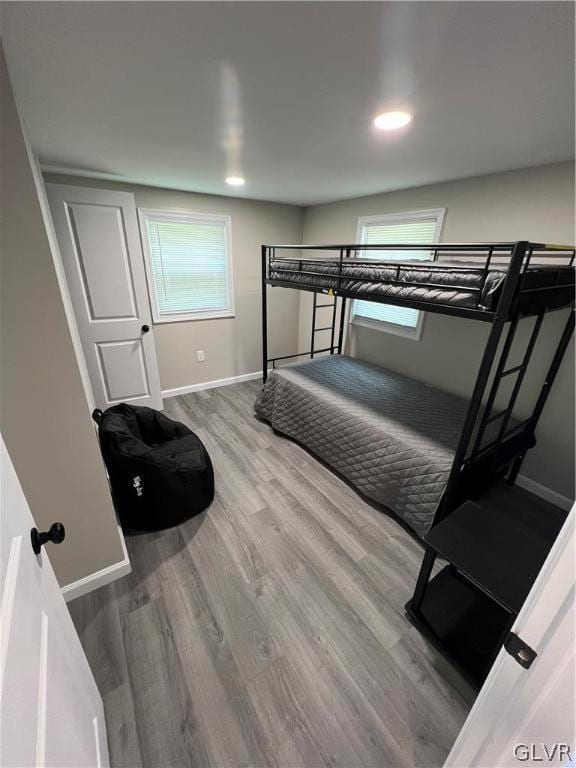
[
  {"xmin": 47, "ymin": 184, "xmax": 162, "ymax": 410},
  {"xmin": 0, "ymin": 436, "xmax": 109, "ymax": 768},
  {"xmin": 96, "ymin": 339, "xmax": 151, "ymax": 401},
  {"xmin": 68, "ymin": 203, "xmax": 138, "ymax": 321}
]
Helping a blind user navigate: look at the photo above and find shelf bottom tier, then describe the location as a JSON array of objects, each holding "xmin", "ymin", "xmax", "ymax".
[{"xmin": 405, "ymin": 565, "xmax": 513, "ymax": 687}]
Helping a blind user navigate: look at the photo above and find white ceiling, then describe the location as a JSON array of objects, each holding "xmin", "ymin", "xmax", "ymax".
[{"xmin": 2, "ymin": 2, "xmax": 574, "ymax": 206}]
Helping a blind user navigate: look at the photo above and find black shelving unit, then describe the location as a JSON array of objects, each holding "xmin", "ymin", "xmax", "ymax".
[{"xmin": 405, "ymin": 494, "xmax": 567, "ymax": 687}]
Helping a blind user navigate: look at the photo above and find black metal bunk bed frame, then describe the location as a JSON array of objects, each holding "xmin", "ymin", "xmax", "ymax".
[{"xmin": 260, "ymin": 240, "xmax": 575, "ymax": 528}]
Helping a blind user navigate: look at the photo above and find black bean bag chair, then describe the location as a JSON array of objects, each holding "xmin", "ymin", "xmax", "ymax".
[{"xmin": 92, "ymin": 403, "xmax": 214, "ymax": 532}]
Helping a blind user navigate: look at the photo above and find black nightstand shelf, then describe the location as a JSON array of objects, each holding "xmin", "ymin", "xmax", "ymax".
[{"xmin": 406, "ymin": 493, "xmax": 567, "ymax": 688}]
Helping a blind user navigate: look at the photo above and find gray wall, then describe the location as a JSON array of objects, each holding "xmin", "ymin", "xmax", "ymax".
[
  {"xmin": 0, "ymin": 52, "xmax": 125, "ymax": 587},
  {"xmin": 44, "ymin": 174, "xmax": 303, "ymax": 392},
  {"xmin": 301, "ymin": 163, "xmax": 575, "ymax": 500}
]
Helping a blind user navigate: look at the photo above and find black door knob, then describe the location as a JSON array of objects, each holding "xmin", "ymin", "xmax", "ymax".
[
  {"xmin": 31, "ymin": 523, "xmax": 66, "ymax": 555},
  {"xmin": 141, "ymin": 324, "xmax": 150, "ymax": 333}
]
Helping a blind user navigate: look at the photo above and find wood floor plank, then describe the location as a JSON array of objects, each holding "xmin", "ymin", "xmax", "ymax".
[
  {"xmin": 246, "ymin": 658, "xmax": 329, "ymax": 768},
  {"xmin": 203, "ymin": 497, "xmax": 269, "ymax": 595},
  {"xmin": 103, "ymin": 682, "xmax": 143, "ymax": 768},
  {"xmin": 161, "ymin": 575, "xmax": 275, "ymax": 767},
  {"xmin": 210, "ymin": 387, "xmax": 272, "ymax": 451},
  {"xmin": 185, "ymin": 515, "xmax": 280, "ymax": 684},
  {"xmin": 248, "ymin": 508, "xmax": 407, "ymax": 688},
  {"xmin": 254, "ymin": 543, "xmax": 458, "ymax": 765},
  {"xmin": 68, "ymin": 582, "xmax": 127, "ymax": 697},
  {"xmin": 121, "ymin": 597, "xmax": 209, "ymax": 768},
  {"xmin": 114, "ymin": 525, "xmax": 203, "ymax": 615},
  {"xmin": 255, "ymin": 479, "xmax": 405, "ymax": 650},
  {"xmin": 247, "ymin": 652, "xmax": 388, "ymax": 768}
]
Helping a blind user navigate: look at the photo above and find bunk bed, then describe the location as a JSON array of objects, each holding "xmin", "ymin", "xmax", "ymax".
[
  {"xmin": 257, "ymin": 240, "xmax": 574, "ymax": 685},
  {"xmin": 257, "ymin": 241, "xmax": 575, "ymax": 532}
]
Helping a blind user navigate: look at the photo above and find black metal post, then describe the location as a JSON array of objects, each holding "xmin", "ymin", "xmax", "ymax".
[
  {"xmin": 261, "ymin": 245, "xmax": 268, "ymax": 382},
  {"xmin": 330, "ymin": 296, "xmax": 337, "ymax": 353},
  {"xmin": 310, "ymin": 293, "xmax": 317, "ymax": 358},
  {"xmin": 435, "ymin": 241, "xmax": 530, "ymax": 522},
  {"xmin": 338, "ymin": 248, "xmax": 346, "ymax": 293},
  {"xmin": 409, "ymin": 547, "xmax": 437, "ymax": 613},
  {"xmin": 337, "ymin": 297, "xmax": 347, "ymax": 354},
  {"xmin": 507, "ymin": 452, "xmax": 525, "ymax": 485}
]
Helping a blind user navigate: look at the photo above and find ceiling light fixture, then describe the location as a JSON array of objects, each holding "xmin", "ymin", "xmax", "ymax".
[
  {"xmin": 373, "ymin": 111, "xmax": 413, "ymax": 131},
  {"xmin": 226, "ymin": 176, "xmax": 246, "ymax": 186}
]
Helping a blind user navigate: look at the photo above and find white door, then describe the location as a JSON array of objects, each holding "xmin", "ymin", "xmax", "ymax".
[
  {"xmin": 445, "ymin": 506, "xmax": 575, "ymax": 768},
  {"xmin": 0, "ymin": 436, "xmax": 109, "ymax": 768},
  {"xmin": 47, "ymin": 184, "xmax": 162, "ymax": 410}
]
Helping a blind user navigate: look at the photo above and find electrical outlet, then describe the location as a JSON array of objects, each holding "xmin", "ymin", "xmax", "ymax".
[{"xmin": 197, "ymin": 350, "xmax": 205, "ymax": 362}]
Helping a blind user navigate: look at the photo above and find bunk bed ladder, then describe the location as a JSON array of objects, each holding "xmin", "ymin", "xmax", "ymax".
[
  {"xmin": 436, "ymin": 241, "xmax": 530, "ymax": 521},
  {"xmin": 489, "ymin": 312, "xmax": 545, "ymax": 471},
  {"xmin": 261, "ymin": 243, "xmax": 349, "ymax": 380},
  {"xmin": 310, "ymin": 292, "xmax": 337, "ymax": 358},
  {"xmin": 469, "ymin": 311, "xmax": 545, "ymax": 472},
  {"xmin": 470, "ymin": 313, "xmax": 540, "ymax": 458}
]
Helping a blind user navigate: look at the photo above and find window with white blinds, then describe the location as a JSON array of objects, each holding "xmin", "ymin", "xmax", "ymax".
[
  {"xmin": 353, "ymin": 209, "xmax": 444, "ymax": 337},
  {"xmin": 139, "ymin": 210, "xmax": 234, "ymax": 323}
]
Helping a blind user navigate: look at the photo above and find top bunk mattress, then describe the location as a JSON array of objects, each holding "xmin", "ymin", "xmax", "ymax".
[
  {"xmin": 255, "ymin": 355, "xmax": 508, "ymax": 537},
  {"xmin": 268, "ymin": 257, "xmax": 575, "ymax": 314}
]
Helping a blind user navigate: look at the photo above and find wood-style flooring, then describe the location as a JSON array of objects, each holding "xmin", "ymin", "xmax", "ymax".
[{"xmin": 69, "ymin": 380, "xmax": 479, "ymax": 768}]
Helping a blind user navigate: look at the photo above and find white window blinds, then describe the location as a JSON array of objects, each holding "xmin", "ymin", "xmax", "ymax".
[
  {"xmin": 140, "ymin": 211, "xmax": 233, "ymax": 322},
  {"xmin": 354, "ymin": 213, "xmax": 442, "ymax": 329}
]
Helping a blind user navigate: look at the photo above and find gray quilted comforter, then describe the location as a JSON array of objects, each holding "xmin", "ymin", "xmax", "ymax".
[{"xmin": 255, "ymin": 355, "xmax": 475, "ymax": 537}]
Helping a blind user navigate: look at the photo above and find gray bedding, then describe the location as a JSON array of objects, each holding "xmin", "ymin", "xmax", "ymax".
[
  {"xmin": 255, "ymin": 355, "xmax": 483, "ymax": 537},
  {"xmin": 269, "ymin": 258, "xmax": 575, "ymax": 312}
]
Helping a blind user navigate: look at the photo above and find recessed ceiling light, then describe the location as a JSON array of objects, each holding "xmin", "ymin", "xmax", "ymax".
[
  {"xmin": 373, "ymin": 111, "xmax": 413, "ymax": 131},
  {"xmin": 226, "ymin": 176, "xmax": 246, "ymax": 186}
]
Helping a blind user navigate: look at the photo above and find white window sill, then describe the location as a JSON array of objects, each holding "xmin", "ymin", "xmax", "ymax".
[
  {"xmin": 351, "ymin": 314, "xmax": 423, "ymax": 341},
  {"xmin": 153, "ymin": 310, "xmax": 235, "ymax": 324}
]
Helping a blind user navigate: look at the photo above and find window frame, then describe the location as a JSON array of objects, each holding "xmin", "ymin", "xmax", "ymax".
[
  {"xmin": 352, "ymin": 208, "xmax": 446, "ymax": 341},
  {"xmin": 138, "ymin": 208, "xmax": 235, "ymax": 324}
]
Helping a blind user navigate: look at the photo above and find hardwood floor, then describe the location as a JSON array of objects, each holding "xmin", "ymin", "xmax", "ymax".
[{"xmin": 69, "ymin": 381, "xmax": 478, "ymax": 768}]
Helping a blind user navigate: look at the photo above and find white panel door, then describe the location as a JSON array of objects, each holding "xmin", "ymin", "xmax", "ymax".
[
  {"xmin": 47, "ymin": 184, "xmax": 162, "ymax": 410},
  {"xmin": 0, "ymin": 436, "xmax": 109, "ymax": 768}
]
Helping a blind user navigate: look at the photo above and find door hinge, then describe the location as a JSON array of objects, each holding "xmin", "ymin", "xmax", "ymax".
[{"xmin": 504, "ymin": 631, "xmax": 537, "ymax": 669}]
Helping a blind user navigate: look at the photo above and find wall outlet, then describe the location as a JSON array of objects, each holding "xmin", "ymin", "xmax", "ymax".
[{"xmin": 197, "ymin": 350, "xmax": 205, "ymax": 362}]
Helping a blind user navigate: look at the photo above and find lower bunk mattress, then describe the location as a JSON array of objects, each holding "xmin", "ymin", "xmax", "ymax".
[{"xmin": 255, "ymin": 355, "xmax": 480, "ymax": 537}]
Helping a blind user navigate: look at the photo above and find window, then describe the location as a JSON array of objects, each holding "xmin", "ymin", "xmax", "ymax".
[
  {"xmin": 139, "ymin": 209, "xmax": 234, "ymax": 323},
  {"xmin": 353, "ymin": 208, "xmax": 445, "ymax": 339}
]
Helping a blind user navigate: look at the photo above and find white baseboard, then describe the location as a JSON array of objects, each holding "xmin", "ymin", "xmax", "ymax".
[
  {"xmin": 162, "ymin": 370, "xmax": 263, "ymax": 399},
  {"xmin": 516, "ymin": 474, "xmax": 574, "ymax": 512},
  {"xmin": 62, "ymin": 524, "xmax": 131, "ymax": 602},
  {"xmin": 62, "ymin": 557, "xmax": 131, "ymax": 602}
]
